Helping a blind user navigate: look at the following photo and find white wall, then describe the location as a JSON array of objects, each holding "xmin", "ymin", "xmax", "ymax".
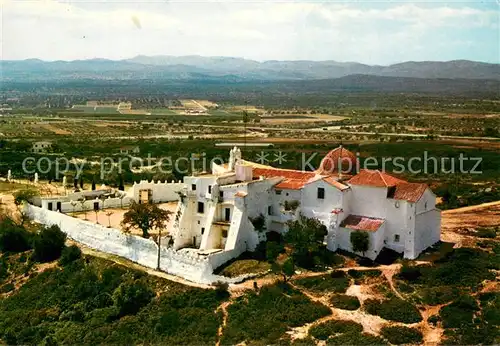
[
  {"xmin": 413, "ymin": 209, "xmax": 441, "ymax": 258},
  {"xmin": 348, "ymin": 185, "xmax": 388, "ymax": 219},
  {"xmin": 383, "ymin": 199, "xmax": 409, "ymax": 253},
  {"xmin": 416, "ymin": 188, "xmax": 436, "ymax": 214},
  {"xmin": 25, "ymin": 204, "xmax": 258, "ymax": 285},
  {"xmin": 127, "ymin": 180, "xmax": 184, "ymax": 203},
  {"xmin": 335, "ymin": 225, "xmax": 386, "ymax": 260}
]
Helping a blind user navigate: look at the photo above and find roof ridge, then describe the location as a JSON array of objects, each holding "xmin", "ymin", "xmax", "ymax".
[{"xmin": 378, "ymin": 170, "xmax": 389, "ymax": 187}]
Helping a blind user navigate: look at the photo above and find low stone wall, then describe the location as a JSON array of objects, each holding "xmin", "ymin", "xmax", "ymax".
[{"xmin": 25, "ymin": 204, "xmax": 253, "ymax": 285}]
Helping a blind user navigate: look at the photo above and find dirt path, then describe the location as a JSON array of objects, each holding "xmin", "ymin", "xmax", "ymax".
[
  {"xmin": 442, "ymin": 200, "xmax": 500, "ymax": 214},
  {"xmin": 215, "ymin": 301, "xmax": 231, "ymax": 346}
]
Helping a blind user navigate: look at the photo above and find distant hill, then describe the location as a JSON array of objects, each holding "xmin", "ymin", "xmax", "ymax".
[{"xmin": 1, "ymin": 56, "xmax": 499, "ymax": 81}]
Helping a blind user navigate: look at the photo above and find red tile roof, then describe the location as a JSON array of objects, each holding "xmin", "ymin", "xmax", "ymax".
[
  {"xmin": 392, "ymin": 182, "xmax": 428, "ymax": 203},
  {"xmin": 253, "ymin": 167, "xmax": 318, "ymax": 190},
  {"xmin": 323, "ymin": 176, "xmax": 350, "ymax": 191},
  {"xmin": 348, "ymin": 169, "xmax": 404, "ymax": 187},
  {"xmin": 340, "ymin": 215, "xmax": 385, "ymax": 232},
  {"xmin": 316, "ymin": 146, "xmax": 357, "ymax": 175},
  {"xmin": 348, "ymin": 170, "xmax": 428, "ymax": 202},
  {"xmin": 234, "ymin": 191, "xmax": 248, "ymax": 197}
]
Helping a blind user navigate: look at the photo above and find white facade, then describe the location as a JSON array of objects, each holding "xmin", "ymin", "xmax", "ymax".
[
  {"xmin": 170, "ymin": 146, "xmax": 441, "ymax": 262},
  {"xmin": 28, "ymin": 146, "xmax": 441, "ymax": 284}
]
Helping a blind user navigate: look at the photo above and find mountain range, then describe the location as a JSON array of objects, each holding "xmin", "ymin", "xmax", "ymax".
[{"xmin": 1, "ymin": 56, "xmax": 499, "ymax": 81}]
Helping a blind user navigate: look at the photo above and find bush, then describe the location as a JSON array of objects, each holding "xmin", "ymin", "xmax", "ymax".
[
  {"xmin": 350, "ymin": 231, "xmax": 369, "ymax": 255},
  {"xmin": 428, "ymin": 315, "xmax": 440, "ymax": 326},
  {"xmin": 364, "ymin": 298, "xmax": 422, "ymax": 323},
  {"xmin": 347, "ymin": 269, "xmax": 381, "ymax": 284},
  {"xmin": 213, "ymin": 281, "xmax": 230, "ymax": 299},
  {"xmin": 397, "ymin": 263, "xmax": 422, "ymax": 282},
  {"xmin": 112, "ymin": 280, "xmax": 155, "ymax": 317},
  {"xmin": 0, "ymin": 218, "xmax": 32, "ymax": 253},
  {"xmin": 222, "ymin": 283, "xmax": 330, "ymax": 344},
  {"xmin": 218, "ymin": 259, "xmax": 270, "ymax": 278},
  {"xmin": 327, "ymin": 332, "xmax": 388, "ymax": 345},
  {"xmin": 309, "ymin": 320, "xmax": 362, "ymax": 340},
  {"xmin": 440, "ymin": 295, "xmax": 479, "ymax": 328},
  {"xmin": 59, "ymin": 245, "xmax": 82, "ymax": 266},
  {"xmin": 476, "ymin": 227, "xmax": 497, "ymax": 238},
  {"xmin": 293, "ymin": 274, "xmax": 350, "ymax": 294},
  {"xmin": 330, "ymin": 294, "xmax": 361, "ymax": 310},
  {"xmin": 417, "ymin": 286, "xmax": 461, "ymax": 305},
  {"xmin": 380, "ymin": 326, "xmax": 423, "ymax": 345},
  {"xmin": 33, "ymin": 225, "xmax": 67, "ymax": 262},
  {"xmin": 266, "ymin": 241, "xmax": 283, "ymax": 262},
  {"xmin": 0, "ymin": 282, "xmax": 14, "ymax": 293}
]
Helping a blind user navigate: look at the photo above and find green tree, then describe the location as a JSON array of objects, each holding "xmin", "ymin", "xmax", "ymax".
[
  {"xmin": 121, "ymin": 202, "xmax": 172, "ymax": 238},
  {"xmin": 0, "ymin": 217, "xmax": 32, "ymax": 252},
  {"xmin": 285, "ymin": 214, "xmax": 327, "ymax": 267},
  {"xmin": 33, "ymin": 225, "xmax": 67, "ymax": 262},
  {"xmin": 350, "ymin": 231, "xmax": 369, "ymax": 256},
  {"xmin": 271, "ymin": 258, "xmax": 295, "ymax": 283},
  {"xmin": 112, "ymin": 280, "xmax": 154, "ymax": 317},
  {"xmin": 13, "ymin": 188, "xmax": 39, "ymax": 224}
]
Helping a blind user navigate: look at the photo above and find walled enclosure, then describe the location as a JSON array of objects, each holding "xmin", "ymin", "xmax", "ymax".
[{"xmin": 25, "ymin": 204, "xmax": 263, "ymax": 285}]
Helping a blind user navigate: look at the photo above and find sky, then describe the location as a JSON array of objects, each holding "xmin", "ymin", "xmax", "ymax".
[{"xmin": 1, "ymin": 0, "xmax": 499, "ymax": 65}]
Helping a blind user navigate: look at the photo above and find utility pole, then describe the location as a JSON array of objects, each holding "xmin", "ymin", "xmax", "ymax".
[
  {"xmin": 157, "ymin": 227, "xmax": 162, "ymax": 270},
  {"xmin": 243, "ymin": 100, "xmax": 249, "ymax": 151}
]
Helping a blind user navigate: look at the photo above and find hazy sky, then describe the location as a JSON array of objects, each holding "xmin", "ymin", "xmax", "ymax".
[{"xmin": 1, "ymin": 0, "xmax": 499, "ymax": 64}]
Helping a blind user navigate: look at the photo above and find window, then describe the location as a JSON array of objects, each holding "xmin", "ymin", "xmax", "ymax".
[
  {"xmin": 191, "ymin": 184, "xmax": 197, "ymax": 191},
  {"xmin": 201, "ymin": 227, "xmax": 205, "ymax": 235},
  {"xmin": 424, "ymin": 201, "xmax": 428, "ymax": 210},
  {"xmin": 268, "ymin": 205, "xmax": 273, "ymax": 215},
  {"xmin": 275, "ymin": 190, "xmax": 282, "ymax": 195},
  {"xmin": 395, "ymin": 201, "xmax": 400, "ymax": 208},
  {"xmin": 317, "ymin": 187, "xmax": 325, "ymax": 199},
  {"xmin": 47, "ymin": 202, "xmax": 53, "ymax": 211},
  {"xmin": 219, "ymin": 191, "xmax": 224, "ymax": 198},
  {"xmin": 225, "ymin": 208, "xmax": 231, "ymax": 221},
  {"xmin": 197, "ymin": 202, "xmax": 204, "ymax": 214},
  {"xmin": 394, "ymin": 234, "xmax": 400, "ymax": 243},
  {"xmin": 208, "ymin": 185, "xmax": 212, "ymax": 194}
]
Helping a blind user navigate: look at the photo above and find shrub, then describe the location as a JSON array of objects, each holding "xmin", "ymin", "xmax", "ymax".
[
  {"xmin": 350, "ymin": 231, "xmax": 369, "ymax": 255},
  {"xmin": 218, "ymin": 259, "xmax": 271, "ymax": 278},
  {"xmin": 112, "ymin": 280, "xmax": 155, "ymax": 317},
  {"xmin": 440, "ymin": 295, "xmax": 479, "ymax": 328},
  {"xmin": 59, "ymin": 245, "xmax": 82, "ymax": 266},
  {"xmin": 213, "ymin": 281, "xmax": 230, "ymax": 299},
  {"xmin": 428, "ymin": 315, "xmax": 440, "ymax": 326},
  {"xmin": 330, "ymin": 294, "xmax": 361, "ymax": 310},
  {"xmin": 0, "ymin": 282, "xmax": 14, "ymax": 293},
  {"xmin": 475, "ymin": 227, "xmax": 497, "ymax": 239},
  {"xmin": 380, "ymin": 326, "xmax": 423, "ymax": 345},
  {"xmin": 364, "ymin": 298, "xmax": 422, "ymax": 323},
  {"xmin": 417, "ymin": 286, "xmax": 461, "ymax": 305},
  {"xmin": 418, "ymin": 248, "xmax": 496, "ymax": 289},
  {"xmin": 397, "ymin": 263, "xmax": 422, "ymax": 282},
  {"xmin": 222, "ymin": 283, "xmax": 330, "ymax": 344},
  {"xmin": 266, "ymin": 241, "xmax": 283, "ymax": 262},
  {"xmin": 33, "ymin": 225, "xmax": 67, "ymax": 262},
  {"xmin": 309, "ymin": 320, "xmax": 362, "ymax": 340},
  {"xmin": 327, "ymin": 332, "xmax": 388, "ymax": 345},
  {"xmin": 396, "ymin": 281, "xmax": 415, "ymax": 294},
  {"xmin": 0, "ymin": 218, "xmax": 32, "ymax": 253},
  {"xmin": 293, "ymin": 274, "xmax": 350, "ymax": 294},
  {"xmin": 348, "ymin": 269, "xmax": 382, "ymax": 284}
]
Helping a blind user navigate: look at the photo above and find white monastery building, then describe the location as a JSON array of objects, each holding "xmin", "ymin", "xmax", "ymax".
[
  {"xmin": 28, "ymin": 146, "xmax": 441, "ymax": 282},
  {"xmin": 169, "ymin": 146, "xmax": 441, "ymax": 260}
]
